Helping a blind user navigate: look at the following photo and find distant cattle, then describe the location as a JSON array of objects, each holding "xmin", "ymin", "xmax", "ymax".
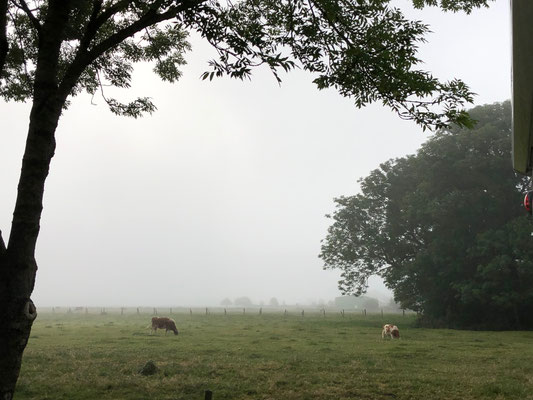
[
  {"xmin": 382, "ymin": 324, "xmax": 400, "ymax": 339},
  {"xmin": 150, "ymin": 317, "xmax": 179, "ymax": 335}
]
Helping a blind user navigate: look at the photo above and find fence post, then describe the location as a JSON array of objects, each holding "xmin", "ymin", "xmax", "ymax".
[
  {"xmin": 224, "ymin": 308, "xmax": 227, "ymax": 315},
  {"xmin": 342, "ymin": 309, "xmax": 345, "ymax": 317},
  {"xmin": 364, "ymin": 309, "xmax": 367, "ymax": 317},
  {"xmin": 259, "ymin": 307, "xmax": 262, "ymax": 315},
  {"xmin": 323, "ymin": 309, "xmax": 326, "ymax": 317}
]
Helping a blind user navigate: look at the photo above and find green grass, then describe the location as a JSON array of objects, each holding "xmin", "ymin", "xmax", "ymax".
[{"xmin": 16, "ymin": 312, "xmax": 533, "ymax": 400}]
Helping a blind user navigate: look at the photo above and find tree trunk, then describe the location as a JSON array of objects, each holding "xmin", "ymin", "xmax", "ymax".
[
  {"xmin": 0, "ymin": 288, "xmax": 37, "ymax": 400},
  {"xmin": 0, "ymin": 2, "xmax": 71, "ymax": 395},
  {"xmin": 0, "ymin": 1, "xmax": 73, "ymax": 395},
  {"xmin": 0, "ymin": 96, "xmax": 62, "ymax": 397}
]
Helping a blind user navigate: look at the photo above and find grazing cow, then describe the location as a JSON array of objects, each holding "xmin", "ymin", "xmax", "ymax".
[
  {"xmin": 150, "ymin": 317, "xmax": 179, "ymax": 335},
  {"xmin": 382, "ymin": 324, "xmax": 400, "ymax": 339}
]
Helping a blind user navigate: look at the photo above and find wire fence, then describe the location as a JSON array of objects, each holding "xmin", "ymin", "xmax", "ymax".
[{"xmin": 40, "ymin": 305, "xmax": 414, "ymax": 317}]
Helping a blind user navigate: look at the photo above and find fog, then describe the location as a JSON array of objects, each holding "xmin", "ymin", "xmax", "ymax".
[{"xmin": 0, "ymin": 2, "xmax": 510, "ymax": 307}]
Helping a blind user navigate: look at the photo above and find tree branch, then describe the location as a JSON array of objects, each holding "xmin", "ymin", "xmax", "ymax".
[
  {"xmin": 86, "ymin": 4, "xmax": 179, "ymax": 60},
  {"xmin": 78, "ymin": 0, "xmax": 104, "ymax": 52},
  {"xmin": 92, "ymin": 0, "xmax": 131, "ymax": 31},
  {"xmin": 58, "ymin": 0, "xmax": 205, "ymax": 99},
  {"xmin": 16, "ymin": 0, "xmax": 42, "ymax": 37}
]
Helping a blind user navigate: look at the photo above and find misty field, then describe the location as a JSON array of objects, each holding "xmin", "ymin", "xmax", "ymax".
[{"xmin": 16, "ymin": 311, "xmax": 533, "ymax": 400}]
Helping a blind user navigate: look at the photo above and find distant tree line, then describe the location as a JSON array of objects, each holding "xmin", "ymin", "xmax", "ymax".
[
  {"xmin": 320, "ymin": 102, "xmax": 533, "ymax": 330},
  {"xmin": 220, "ymin": 297, "xmax": 281, "ymax": 308},
  {"xmin": 334, "ymin": 295, "xmax": 381, "ymax": 312}
]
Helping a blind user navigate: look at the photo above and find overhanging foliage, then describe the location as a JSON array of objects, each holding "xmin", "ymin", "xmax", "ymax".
[{"xmin": 0, "ymin": 0, "xmax": 489, "ymax": 127}]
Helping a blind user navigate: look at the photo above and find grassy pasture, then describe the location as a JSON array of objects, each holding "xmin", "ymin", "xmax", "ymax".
[{"xmin": 16, "ymin": 311, "xmax": 533, "ymax": 400}]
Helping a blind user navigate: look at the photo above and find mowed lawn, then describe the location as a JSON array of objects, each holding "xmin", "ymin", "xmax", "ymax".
[{"xmin": 16, "ymin": 311, "xmax": 533, "ymax": 400}]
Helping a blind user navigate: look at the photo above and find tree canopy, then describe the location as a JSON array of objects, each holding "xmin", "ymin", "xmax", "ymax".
[
  {"xmin": 320, "ymin": 101, "xmax": 533, "ymax": 329},
  {"xmin": 0, "ymin": 0, "xmax": 489, "ymax": 127}
]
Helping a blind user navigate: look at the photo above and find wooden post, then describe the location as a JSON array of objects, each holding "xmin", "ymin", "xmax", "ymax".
[
  {"xmin": 224, "ymin": 308, "xmax": 227, "ymax": 315},
  {"xmin": 364, "ymin": 309, "xmax": 367, "ymax": 317},
  {"xmin": 205, "ymin": 390, "xmax": 213, "ymax": 400},
  {"xmin": 259, "ymin": 307, "xmax": 262, "ymax": 315},
  {"xmin": 342, "ymin": 309, "xmax": 345, "ymax": 317},
  {"xmin": 323, "ymin": 309, "xmax": 326, "ymax": 317}
]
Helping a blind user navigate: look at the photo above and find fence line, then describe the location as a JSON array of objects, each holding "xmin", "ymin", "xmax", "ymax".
[{"xmin": 41, "ymin": 306, "xmax": 413, "ymax": 317}]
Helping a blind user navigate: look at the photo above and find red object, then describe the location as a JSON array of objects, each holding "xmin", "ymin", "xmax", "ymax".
[{"xmin": 524, "ymin": 192, "xmax": 533, "ymax": 214}]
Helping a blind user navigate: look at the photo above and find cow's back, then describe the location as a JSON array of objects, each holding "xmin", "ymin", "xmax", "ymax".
[{"xmin": 151, "ymin": 317, "xmax": 178, "ymax": 334}]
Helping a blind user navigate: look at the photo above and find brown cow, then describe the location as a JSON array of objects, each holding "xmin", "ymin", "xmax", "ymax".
[
  {"xmin": 150, "ymin": 317, "xmax": 179, "ymax": 335},
  {"xmin": 382, "ymin": 324, "xmax": 400, "ymax": 339}
]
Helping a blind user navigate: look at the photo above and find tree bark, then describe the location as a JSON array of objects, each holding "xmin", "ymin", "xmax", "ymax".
[{"xmin": 0, "ymin": 2, "xmax": 71, "ymax": 397}]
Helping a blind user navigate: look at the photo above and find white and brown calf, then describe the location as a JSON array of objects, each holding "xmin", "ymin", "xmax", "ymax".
[
  {"xmin": 382, "ymin": 324, "xmax": 400, "ymax": 339},
  {"xmin": 150, "ymin": 317, "xmax": 179, "ymax": 335}
]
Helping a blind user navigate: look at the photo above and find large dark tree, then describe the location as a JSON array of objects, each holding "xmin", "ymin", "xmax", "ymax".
[
  {"xmin": 320, "ymin": 101, "xmax": 533, "ymax": 330},
  {"xmin": 0, "ymin": 0, "xmax": 490, "ymax": 397}
]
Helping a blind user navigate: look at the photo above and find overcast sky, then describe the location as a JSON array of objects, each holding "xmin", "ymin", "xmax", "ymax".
[{"xmin": 0, "ymin": 1, "xmax": 511, "ymax": 307}]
